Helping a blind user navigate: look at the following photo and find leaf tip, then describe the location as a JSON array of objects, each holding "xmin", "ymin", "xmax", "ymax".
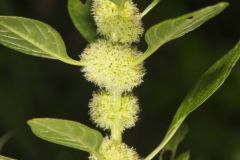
[
  {"xmin": 27, "ymin": 119, "xmax": 40, "ymax": 129},
  {"xmin": 27, "ymin": 118, "xmax": 46, "ymax": 126},
  {"xmin": 27, "ymin": 119, "xmax": 34, "ymax": 126},
  {"xmin": 218, "ymin": 2, "xmax": 229, "ymax": 8}
]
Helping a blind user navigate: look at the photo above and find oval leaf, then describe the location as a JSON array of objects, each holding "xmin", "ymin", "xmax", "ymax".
[
  {"xmin": 68, "ymin": 0, "xmax": 97, "ymax": 42},
  {"xmin": 28, "ymin": 118, "xmax": 103, "ymax": 154},
  {"xmin": 145, "ymin": 41, "xmax": 240, "ymax": 160},
  {"xmin": 0, "ymin": 156, "xmax": 15, "ymax": 160},
  {"xmin": 135, "ymin": 2, "xmax": 228, "ymax": 64},
  {"xmin": 0, "ymin": 16, "xmax": 83, "ymax": 66}
]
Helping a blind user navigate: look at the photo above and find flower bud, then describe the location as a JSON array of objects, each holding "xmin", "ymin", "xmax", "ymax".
[
  {"xmin": 89, "ymin": 137, "xmax": 141, "ymax": 160},
  {"xmin": 89, "ymin": 91, "xmax": 139, "ymax": 131},
  {"xmin": 92, "ymin": 0, "xmax": 143, "ymax": 43},
  {"xmin": 80, "ymin": 40, "xmax": 145, "ymax": 93}
]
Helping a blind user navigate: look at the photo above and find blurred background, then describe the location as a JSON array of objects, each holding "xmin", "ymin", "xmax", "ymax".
[{"xmin": 0, "ymin": 0, "xmax": 239, "ymax": 160}]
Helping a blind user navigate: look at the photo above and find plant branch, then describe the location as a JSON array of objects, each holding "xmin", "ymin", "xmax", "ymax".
[
  {"xmin": 110, "ymin": 91, "xmax": 122, "ymax": 143},
  {"xmin": 141, "ymin": 0, "xmax": 161, "ymax": 18}
]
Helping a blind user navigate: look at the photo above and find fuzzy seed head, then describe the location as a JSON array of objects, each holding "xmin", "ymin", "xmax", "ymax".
[
  {"xmin": 92, "ymin": 0, "xmax": 144, "ymax": 43},
  {"xmin": 89, "ymin": 91, "xmax": 139, "ymax": 131},
  {"xmin": 80, "ymin": 40, "xmax": 145, "ymax": 92},
  {"xmin": 89, "ymin": 137, "xmax": 141, "ymax": 160}
]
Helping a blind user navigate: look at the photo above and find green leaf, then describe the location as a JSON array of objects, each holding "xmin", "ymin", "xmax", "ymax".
[
  {"xmin": 145, "ymin": 41, "xmax": 240, "ymax": 160},
  {"xmin": 165, "ymin": 124, "xmax": 188, "ymax": 160},
  {"xmin": 141, "ymin": 0, "xmax": 161, "ymax": 18},
  {"xmin": 0, "ymin": 155, "xmax": 16, "ymax": 160},
  {"xmin": 0, "ymin": 16, "xmax": 83, "ymax": 66},
  {"xmin": 135, "ymin": 2, "xmax": 229, "ymax": 65},
  {"xmin": 68, "ymin": 0, "xmax": 97, "ymax": 42},
  {"xmin": 28, "ymin": 118, "xmax": 103, "ymax": 154},
  {"xmin": 175, "ymin": 151, "xmax": 190, "ymax": 160}
]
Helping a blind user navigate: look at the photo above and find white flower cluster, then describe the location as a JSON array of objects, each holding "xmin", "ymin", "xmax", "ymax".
[
  {"xmin": 89, "ymin": 137, "xmax": 141, "ymax": 160},
  {"xmin": 89, "ymin": 91, "xmax": 140, "ymax": 131},
  {"xmin": 81, "ymin": 40, "xmax": 145, "ymax": 93},
  {"xmin": 79, "ymin": 0, "xmax": 145, "ymax": 159},
  {"xmin": 92, "ymin": 0, "xmax": 143, "ymax": 43}
]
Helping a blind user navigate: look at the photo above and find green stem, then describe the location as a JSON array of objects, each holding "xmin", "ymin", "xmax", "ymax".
[
  {"xmin": 133, "ymin": 48, "xmax": 152, "ymax": 66},
  {"xmin": 111, "ymin": 123, "xmax": 122, "ymax": 143},
  {"xmin": 144, "ymin": 142, "xmax": 165, "ymax": 160},
  {"xmin": 110, "ymin": 91, "xmax": 122, "ymax": 143},
  {"xmin": 61, "ymin": 58, "xmax": 86, "ymax": 66},
  {"xmin": 170, "ymin": 148, "xmax": 176, "ymax": 160},
  {"xmin": 158, "ymin": 150, "xmax": 164, "ymax": 160},
  {"xmin": 141, "ymin": 0, "xmax": 161, "ymax": 18}
]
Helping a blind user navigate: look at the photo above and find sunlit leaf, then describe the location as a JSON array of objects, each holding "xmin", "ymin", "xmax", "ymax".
[
  {"xmin": 145, "ymin": 41, "xmax": 240, "ymax": 160},
  {"xmin": 0, "ymin": 155, "xmax": 16, "ymax": 160},
  {"xmin": 28, "ymin": 118, "xmax": 103, "ymax": 154},
  {"xmin": 135, "ymin": 2, "xmax": 228, "ymax": 64},
  {"xmin": 68, "ymin": 0, "xmax": 97, "ymax": 42},
  {"xmin": 0, "ymin": 16, "xmax": 83, "ymax": 66}
]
